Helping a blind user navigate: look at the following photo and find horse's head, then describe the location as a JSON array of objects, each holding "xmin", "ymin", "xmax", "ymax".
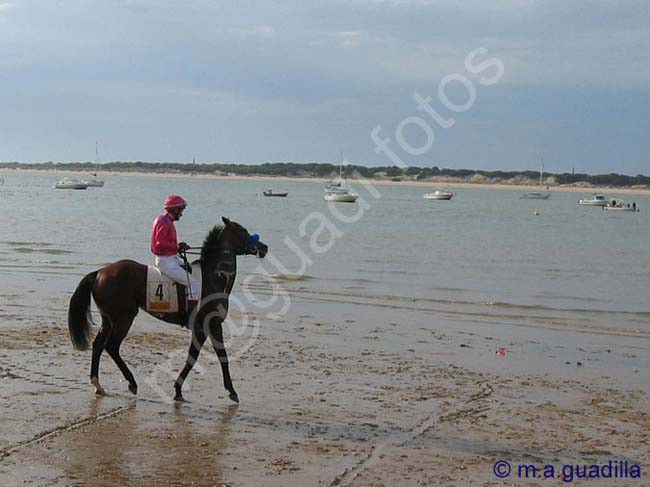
[{"xmin": 219, "ymin": 217, "xmax": 268, "ymax": 258}]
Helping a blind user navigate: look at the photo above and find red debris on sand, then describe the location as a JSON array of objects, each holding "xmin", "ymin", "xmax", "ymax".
[{"xmin": 495, "ymin": 348, "xmax": 506, "ymax": 356}]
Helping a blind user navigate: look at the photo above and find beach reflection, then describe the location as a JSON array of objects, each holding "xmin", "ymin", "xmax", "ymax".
[
  {"xmin": 61, "ymin": 398, "xmax": 238, "ymax": 486},
  {"xmin": 62, "ymin": 396, "xmax": 137, "ymax": 485}
]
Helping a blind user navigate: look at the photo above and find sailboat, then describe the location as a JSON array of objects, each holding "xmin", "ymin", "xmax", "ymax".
[
  {"xmin": 54, "ymin": 178, "xmax": 89, "ymax": 190},
  {"xmin": 521, "ymin": 161, "xmax": 550, "ymax": 199},
  {"xmin": 324, "ymin": 153, "xmax": 358, "ymax": 203},
  {"xmin": 84, "ymin": 142, "xmax": 105, "ymax": 187}
]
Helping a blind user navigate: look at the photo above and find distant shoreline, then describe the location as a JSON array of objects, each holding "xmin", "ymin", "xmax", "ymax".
[{"xmin": 2, "ymin": 167, "xmax": 650, "ymax": 195}]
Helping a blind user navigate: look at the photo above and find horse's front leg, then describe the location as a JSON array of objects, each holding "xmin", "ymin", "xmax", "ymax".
[
  {"xmin": 173, "ymin": 325, "xmax": 207, "ymax": 402},
  {"xmin": 208, "ymin": 320, "xmax": 238, "ymax": 403}
]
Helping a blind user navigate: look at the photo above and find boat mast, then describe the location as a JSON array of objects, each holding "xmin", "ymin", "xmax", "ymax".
[{"xmin": 95, "ymin": 141, "xmax": 99, "ymax": 175}]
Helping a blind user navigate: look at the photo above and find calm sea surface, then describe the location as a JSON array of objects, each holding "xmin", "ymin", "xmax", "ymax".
[{"xmin": 1, "ymin": 170, "xmax": 649, "ymax": 334}]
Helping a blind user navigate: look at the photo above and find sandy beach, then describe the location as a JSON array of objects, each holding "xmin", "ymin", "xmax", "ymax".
[
  {"xmin": 1, "ymin": 274, "xmax": 648, "ymax": 486},
  {"xmin": 3, "ymin": 167, "xmax": 650, "ymax": 195}
]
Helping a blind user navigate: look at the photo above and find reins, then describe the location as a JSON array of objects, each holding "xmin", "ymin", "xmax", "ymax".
[
  {"xmin": 178, "ymin": 246, "xmax": 238, "ymax": 257},
  {"xmin": 181, "ymin": 247, "xmax": 203, "ymax": 256}
]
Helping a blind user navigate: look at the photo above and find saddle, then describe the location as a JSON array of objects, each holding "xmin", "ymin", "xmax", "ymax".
[{"xmin": 146, "ymin": 263, "xmax": 202, "ymax": 314}]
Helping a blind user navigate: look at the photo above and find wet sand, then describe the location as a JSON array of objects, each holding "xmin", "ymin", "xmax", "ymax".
[{"xmin": 1, "ymin": 275, "xmax": 649, "ymax": 486}]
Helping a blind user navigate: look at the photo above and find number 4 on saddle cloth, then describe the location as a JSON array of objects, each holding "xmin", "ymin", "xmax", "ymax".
[{"xmin": 146, "ymin": 263, "xmax": 202, "ymax": 315}]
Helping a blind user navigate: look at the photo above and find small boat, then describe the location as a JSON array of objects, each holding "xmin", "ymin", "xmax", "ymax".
[
  {"xmin": 579, "ymin": 193, "xmax": 609, "ymax": 206},
  {"xmin": 521, "ymin": 161, "xmax": 550, "ymax": 199},
  {"xmin": 423, "ymin": 188, "xmax": 453, "ymax": 200},
  {"xmin": 263, "ymin": 189, "xmax": 288, "ymax": 197},
  {"xmin": 604, "ymin": 200, "xmax": 639, "ymax": 212},
  {"xmin": 323, "ymin": 153, "xmax": 358, "ymax": 203},
  {"xmin": 54, "ymin": 178, "xmax": 89, "ymax": 190},
  {"xmin": 521, "ymin": 191, "xmax": 550, "ymax": 200},
  {"xmin": 83, "ymin": 142, "xmax": 105, "ymax": 187},
  {"xmin": 84, "ymin": 174, "xmax": 105, "ymax": 187}
]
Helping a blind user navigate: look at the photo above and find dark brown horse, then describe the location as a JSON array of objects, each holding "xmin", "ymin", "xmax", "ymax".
[{"xmin": 68, "ymin": 217, "xmax": 268, "ymax": 403}]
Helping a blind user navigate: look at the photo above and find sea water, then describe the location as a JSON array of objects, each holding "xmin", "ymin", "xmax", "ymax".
[{"xmin": 1, "ymin": 170, "xmax": 649, "ymax": 336}]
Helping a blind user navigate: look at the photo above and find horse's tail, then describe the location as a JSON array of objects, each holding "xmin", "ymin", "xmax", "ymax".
[{"xmin": 68, "ymin": 270, "xmax": 99, "ymax": 351}]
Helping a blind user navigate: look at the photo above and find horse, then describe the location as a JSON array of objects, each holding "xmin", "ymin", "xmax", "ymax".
[{"xmin": 67, "ymin": 217, "xmax": 268, "ymax": 403}]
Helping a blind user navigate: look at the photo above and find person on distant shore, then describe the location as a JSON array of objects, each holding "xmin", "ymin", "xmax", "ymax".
[{"xmin": 151, "ymin": 195, "xmax": 201, "ymax": 314}]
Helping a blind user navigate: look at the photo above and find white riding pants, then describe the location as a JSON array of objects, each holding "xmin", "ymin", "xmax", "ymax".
[{"xmin": 154, "ymin": 255, "xmax": 201, "ymax": 301}]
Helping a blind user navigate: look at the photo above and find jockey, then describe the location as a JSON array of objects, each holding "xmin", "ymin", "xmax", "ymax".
[{"xmin": 151, "ymin": 195, "xmax": 201, "ymax": 313}]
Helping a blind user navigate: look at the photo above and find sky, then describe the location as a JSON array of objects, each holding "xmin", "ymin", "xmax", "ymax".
[{"xmin": 0, "ymin": 0, "xmax": 649, "ymax": 174}]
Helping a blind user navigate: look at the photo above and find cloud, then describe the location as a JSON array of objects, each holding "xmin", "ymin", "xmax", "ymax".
[
  {"xmin": 0, "ymin": 0, "xmax": 648, "ymax": 171},
  {"xmin": 230, "ymin": 25, "xmax": 275, "ymax": 39},
  {"xmin": 338, "ymin": 31, "xmax": 361, "ymax": 48}
]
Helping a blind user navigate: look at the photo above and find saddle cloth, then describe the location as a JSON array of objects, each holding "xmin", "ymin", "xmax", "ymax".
[{"xmin": 146, "ymin": 263, "xmax": 201, "ymax": 313}]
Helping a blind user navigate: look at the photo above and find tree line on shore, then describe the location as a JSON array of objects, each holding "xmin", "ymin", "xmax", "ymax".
[{"xmin": 1, "ymin": 161, "xmax": 648, "ymax": 187}]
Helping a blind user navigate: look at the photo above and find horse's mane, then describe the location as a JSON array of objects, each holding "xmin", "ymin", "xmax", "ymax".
[{"xmin": 200, "ymin": 225, "xmax": 224, "ymax": 260}]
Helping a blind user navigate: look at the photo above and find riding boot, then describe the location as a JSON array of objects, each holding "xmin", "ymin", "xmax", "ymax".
[{"xmin": 185, "ymin": 299, "xmax": 199, "ymax": 328}]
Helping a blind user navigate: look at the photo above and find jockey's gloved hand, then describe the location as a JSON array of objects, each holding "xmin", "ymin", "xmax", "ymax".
[{"xmin": 177, "ymin": 242, "xmax": 190, "ymax": 252}]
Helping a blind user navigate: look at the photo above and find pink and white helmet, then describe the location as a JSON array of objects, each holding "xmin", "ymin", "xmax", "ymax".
[{"xmin": 163, "ymin": 194, "xmax": 187, "ymax": 210}]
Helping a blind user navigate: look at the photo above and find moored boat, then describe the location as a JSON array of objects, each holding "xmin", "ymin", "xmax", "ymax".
[
  {"xmin": 324, "ymin": 153, "xmax": 358, "ymax": 203},
  {"xmin": 84, "ymin": 174, "xmax": 105, "ymax": 187},
  {"xmin": 579, "ymin": 194, "xmax": 609, "ymax": 206},
  {"xmin": 604, "ymin": 200, "xmax": 639, "ymax": 212},
  {"xmin": 263, "ymin": 189, "xmax": 288, "ymax": 197},
  {"xmin": 54, "ymin": 178, "xmax": 89, "ymax": 190},
  {"xmin": 423, "ymin": 189, "xmax": 453, "ymax": 200},
  {"xmin": 521, "ymin": 161, "xmax": 550, "ymax": 199},
  {"xmin": 83, "ymin": 143, "xmax": 105, "ymax": 187},
  {"xmin": 324, "ymin": 186, "xmax": 358, "ymax": 202},
  {"xmin": 604, "ymin": 206, "xmax": 638, "ymax": 212},
  {"xmin": 521, "ymin": 191, "xmax": 550, "ymax": 200}
]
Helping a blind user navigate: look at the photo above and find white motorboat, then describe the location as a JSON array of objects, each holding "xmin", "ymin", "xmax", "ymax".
[
  {"xmin": 423, "ymin": 189, "xmax": 453, "ymax": 200},
  {"xmin": 604, "ymin": 200, "xmax": 639, "ymax": 212},
  {"xmin": 578, "ymin": 194, "xmax": 609, "ymax": 206},
  {"xmin": 521, "ymin": 161, "xmax": 550, "ymax": 199},
  {"xmin": 54, "ymin": 178, "xmax": 89, "ymax": 190},
  {"xmin": 323, "ymin": 153, "xmax": 358, "ymax": 203}
]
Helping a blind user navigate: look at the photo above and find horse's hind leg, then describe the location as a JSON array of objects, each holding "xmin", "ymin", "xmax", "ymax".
[
  {"xmin": 105, "ymin": 335, "xmax": 138, "ymax": 395},
  {"xmin": 173, "ymin": 326, "xmax": 207, "ymax": 402},
  {"xmin": 90, "ymin": 317, "xmax": 112, "ymax": 395}
]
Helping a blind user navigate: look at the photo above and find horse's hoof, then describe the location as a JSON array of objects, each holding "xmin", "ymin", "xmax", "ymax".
[
  {"xmin": 90, "ymin": 377, "xmax": 105, "ymax": 396},
  {"xmin": 128, "ymin": 383, "xmax": 138, "ymax": 395},
  {"xmin": 173, "ymin": 394, "xmax": 187, "ymax": 403},
  {"xmin": 229, "ymin": 392, "xmax": 240, "ymax": 403}
]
